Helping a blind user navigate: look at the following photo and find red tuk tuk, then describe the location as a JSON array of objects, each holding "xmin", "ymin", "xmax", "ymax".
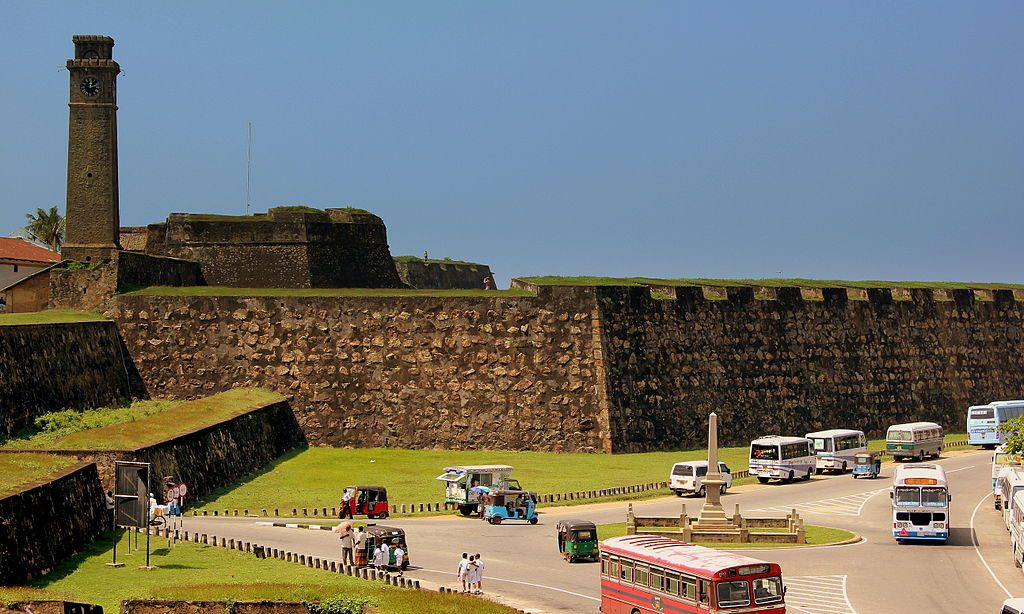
[{"xmin": 339, "ymin": 485, "xmax": 389, "ymax": 519}]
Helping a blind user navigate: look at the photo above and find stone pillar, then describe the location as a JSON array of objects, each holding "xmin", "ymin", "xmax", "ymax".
[
  {"xmin": 693, "ymin": 412, "xmax": 733, "ymax": 529},
  {"xmin": 626, "ymin": 503, "xmax": 636, "ymax": 535}
]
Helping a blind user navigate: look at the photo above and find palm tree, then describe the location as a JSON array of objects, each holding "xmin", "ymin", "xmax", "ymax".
[{"xmin": 25, "ymin": 206, "xmax": 65, "ymax": 253}]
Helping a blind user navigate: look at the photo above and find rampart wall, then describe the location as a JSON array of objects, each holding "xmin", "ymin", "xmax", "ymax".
[
  {"xmin": 0, "ymin": 321, "xmax": 144, "ymax": 436},
  {"xmin": 595, "ymin": 285, "xmax": 1024, "ymax": 451},
  {"xmin": 77, "ymin": 283, "xmax": 1024, "ymax": 453},
  {"xmin": 110, "ymin": 288, "xmax": 610, "ymax": 452},
  {"xmin": 0, "ymin": 462, "xmax": 106, "ymax": 584}
]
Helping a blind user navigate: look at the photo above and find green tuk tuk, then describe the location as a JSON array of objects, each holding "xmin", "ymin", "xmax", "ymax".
[{"xmin": 556, "ymin": 519, "xmax": 598, "ymax": 562}]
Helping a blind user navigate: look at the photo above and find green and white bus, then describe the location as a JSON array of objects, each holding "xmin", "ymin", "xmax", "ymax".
[{"xmin": 886, "ymin": 422, "xmax": 943, "ymax": 462}]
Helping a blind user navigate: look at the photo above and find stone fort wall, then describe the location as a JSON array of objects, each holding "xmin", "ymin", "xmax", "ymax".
[
  {"xmin": 0, "ymin": 321, "xmax": 145, "ymax": 437},
  {"xmin": 102, "ymin": 284, "xmax": 1024, "ymax": 452},
  {"xmin": 110, "ymin": 287, "xmax": 610, "ymax": 452},
  {"xmin": 594, "ymin": 285, "xmax": 1024, "ymax": 451}
]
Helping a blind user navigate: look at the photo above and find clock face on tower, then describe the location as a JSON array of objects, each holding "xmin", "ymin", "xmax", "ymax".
[{"xmin": 80, "ymin": 77, "xmax": 101, "ymax": 97}]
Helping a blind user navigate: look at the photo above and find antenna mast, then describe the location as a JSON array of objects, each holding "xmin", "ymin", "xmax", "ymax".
[{"xmin": 245, "ymin": 122, "xmax": 253, "ymax": 215}]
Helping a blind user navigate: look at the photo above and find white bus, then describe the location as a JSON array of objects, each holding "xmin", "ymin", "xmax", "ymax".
[
  {"xmin": 1002, "ymin": 468, "xmax": 1024, "ymax": 530},
  {"xmin": 993, "ymin": 445, "xmax": 1022, "ymax": 510},
  {"xmin": 749, "ymin": 436, "xmax": 816, "ymax": 484},
  {"xmin": 886, "ymin": 422, "xmax": 943, "ymax": 462},
  {"xmin": 805, "ymin": 429, "xmax": 867, "ymax": 474},
  {"xmin": 891, "ymin": 463, "xmax": 950, "ymax": 543},
  {"xmin": 1011, "ymin": 490, "xmax": 1024, "ymax": 571},
  {"xmin": 969, "ymin": 401, "xmax": 1024, "ymax": 449}
]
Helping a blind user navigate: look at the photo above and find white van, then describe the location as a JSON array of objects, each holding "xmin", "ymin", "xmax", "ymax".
[
  {"xmin": 1003, "ymin": 467, "xmax": 1024, "ymax": 530},
  {"xmin": 669, "ymin": 461, "xmax": 733, "ymax": 497},
  {"xmin": 805, "ymin": 429, "xmax": 867, "ymax": 474},
  {"xmin": 749, "ymin": 436, "xmax": 816, "ymax": 483}
]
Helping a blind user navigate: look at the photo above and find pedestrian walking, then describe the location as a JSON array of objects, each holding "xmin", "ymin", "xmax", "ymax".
[
  {"xmin": 474, "ymin": 553, "xmax": 485, "ymax": 592},
  {"xmin": 457, "ymin": 552, "xmax": 470, "ymax": 592},
  {"xmin": 468, "ymin": 554, "xmax": 481, "ymax": 594},
  {"xmin": 340, "ymin": 487, "xmax": 354, "ymax": 519},
  {"xmin": 373, "ymin": 544, "xmax": 384, "ymax": 571},
  {"xmin": 393, "ymin": 545, "xmax": 405, "ymax": 576},
  {"xmin": 380, "ymin": 541, "xmax": 391, "ymax": 572}
]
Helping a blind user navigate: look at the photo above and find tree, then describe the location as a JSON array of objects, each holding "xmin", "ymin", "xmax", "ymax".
[
  {"xmin": 1000, "ymin": 417, "xmax": 1024, "ymax": 455},
  {"xmin": 25, "ymin": 206, "xmax": 65, "ymax": 253}
]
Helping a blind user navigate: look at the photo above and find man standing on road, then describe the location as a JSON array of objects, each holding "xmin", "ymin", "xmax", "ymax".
[
  {"xmin": 340, "ymin": 488, "xmax": 354, "ymax": 519},
  {"xmin": 474, "ymin": 553, "xmax": 485, "ymax": 593},
  {"xmin": 457, "ymin": 552, "xmax": 470, "ymax": 592},
  {"xmin": 334, "ymin": 523, "xmax": 355, "ymax": 566}
]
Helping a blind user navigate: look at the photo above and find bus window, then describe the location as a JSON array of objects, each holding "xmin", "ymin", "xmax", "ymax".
[
  {"xmin": 698, "ymin": 580, "xmax": 710, "ymax": 605},
  {"xmin": 972, "ymin": 407, "xmax": 995, "ymax": 419},
  {"xmin": 681, "ymin": 575, "xmax": 697, "ymax": 600},
  {"xmin": 894, "ymin": 488, "xmax": 920, "ymax": 506},
  {"xmin": 635, "ymin": 564, "xmax": 649, "ymax": 587},
  {"xmin": 811, "ymin": 438, "xmax": 831, "ymax": 452},
  {"xmin": 649, "ymin": 567, "xmax": 664, "ymax": 591},
  {"xmin": 717, "ymin": 581, "xmax": 751, "ymax": 607},
  {"xmin": 921, "ymin": 488, "xmax": 947, "ymax": 506},
  {"xmin": 665, "ymin": 571, "xmax": 680, "ymax": 596},
  {"xmin": 753, "ymin": 577, "xmax": 784, "ymax": 604},
  {"xmin": 609, "ymin": 557, "xmax": 619, "ymax": 578},
  {"xmin": 751, "ymin": 445, "xmax": 779, "ymax": 460},
  {"xmin": 620, "ymin": 560, "xmax": 633, "ymax": 582},
  {"xmin": 889, "ymin": 430, "xmax": 911, "ymax": 442}
]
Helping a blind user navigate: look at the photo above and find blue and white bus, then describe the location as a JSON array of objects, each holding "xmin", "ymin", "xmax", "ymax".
[
  {"xmin": 891, "ymin": 463, "xmax": 950, "ymax": 543},
  {"xmin": 969, "ymin": 401, "xmax": 1024, "ymax": 448}
]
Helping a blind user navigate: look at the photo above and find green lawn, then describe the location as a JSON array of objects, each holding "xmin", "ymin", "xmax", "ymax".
[
  {"xmin": 0, "ymin": 453, "xmax": 75, "ymax": 497},
  {"xmin": 4, "ymin": 389, "xmax": 282, "ymax": 451},
  {"xmin": 193, "ymin": 434, "xmax": 968, "ymax": 515},
  {"xmin": 0, "ymin": 310, "xmax": 108, "ymax": 326},
  {"xmin": 125, "ymin": 286, "xmax": 533, "ymax": 298},
  {"xmin": 1, "ymin": 400, "xmax": 179, "ymax": 450},
  {"xmin": 517, "ymin": 276, "xmax": 1024, "ymax": 291},
  {"xmin": 595, "ymin": 523, "xmax": 856, "ymax": 548},
  {"xmin": 0, "ymin": 531, "xmax": 516, "ymax": 614}
]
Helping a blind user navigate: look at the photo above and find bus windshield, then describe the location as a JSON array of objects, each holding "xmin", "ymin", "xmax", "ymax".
[
  {"xmin": 753, "ymin": 577, "xmax": 784, "ymax": 604},
  {"xmin": 751, "ymin": 445, "xmax": 779, "ymax": 460},
  {"xmin": 716, "ymin": 581, "xmax": 750, "ymax": 608},
  {"xmin": 970, "ymin": 408, "xmax": 995, "ymax": 420},
  {"xmin": 888, "ymin": 430, "xmax": 912, "ymax": 442},
  {"xmin": 894, "ymin": 487, "xmax": 920, "ymax": 506},
  {"xmin": 811, "ymin": 438, "xmax": 832, "ymax": 452},
  {"xmin": 921, "ymin": 487, "xmax": 947, "ymax": 507}
]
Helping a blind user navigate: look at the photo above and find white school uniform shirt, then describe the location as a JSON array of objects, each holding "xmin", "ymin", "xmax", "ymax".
[
  {"xmin": 373, "ymin": 546, "xmax": 384, "ymax": 566},
  {"xmin": 380, "ymin": 543, "xmax": 390, "ymax": 564},
  {"xmin": 394, "ymin": 546, "xmax": 405, "ymax": 565},
  {"xmin": 468, "ymin": 560, "xmax": 480, "ymax": 583},
  {"xmin": 458, "ymin": 558, "xmax": 470, "ymax": 578}
]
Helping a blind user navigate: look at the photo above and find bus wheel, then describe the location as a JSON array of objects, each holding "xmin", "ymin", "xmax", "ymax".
[
  {"xmin": 803, "ymin": 469, "xmax": 812, "ymax": 481},
  {"xmin": 757, "ymin": 477, "xmax": 769, "ymax": 484},
  {"xmin": 785, "ymin": 472, "xmax": 794, "ymax": 484},
  {"xmin": 841, "ymin": 462, "xmax": 848, "ymax": 473},
  {"xmin": 815, "ymin": 468, "xmax": 823, "ymax": 475}
]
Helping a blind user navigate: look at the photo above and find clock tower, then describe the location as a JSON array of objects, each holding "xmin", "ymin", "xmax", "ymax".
[{"xmin": 63, "ymin": 35, "xmax": 121, "ymax": 262}]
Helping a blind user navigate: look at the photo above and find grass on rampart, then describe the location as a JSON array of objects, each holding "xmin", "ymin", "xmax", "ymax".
[
  {"xmin": 192, "ymin": 434, "xmax": 967, "ymax": 514},
  {"xmin": 2, "ymin": 389, "xmax": 283, "ymax": 451},
  {"xmin": 595, "ymin": 522, "xmax": 856, "ymax": 549},
  {"xmin": 0, "ymin": 453, "xmax": 75, "ymax": 497},
  {"xmin": 1, "ymin": 400, "xmax": 180, "ymax": 450},
  {"xmin": 0, "ymin": 310, "xmax": 108, "ymax": 326},
  {"xmin": 0, "ymin": 531, "xmax": 516, "ymax": 614},
  {"xmin": 517, "ymin": 276, "xmax": 1024, "ymax": 291},
  {"xmin": 124, "ymin": 286, "xmax": 533, "ymax": 298}
]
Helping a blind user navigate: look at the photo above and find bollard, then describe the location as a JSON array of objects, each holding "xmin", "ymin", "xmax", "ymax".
[
  {"xmin": 303, "ymin": 508, "xmax": 308, "ymax": 516},
  {"xmin": 292, "ymin": 508, "xmax": 297, "ymax": 516},
  {"xmin": 262, "ymin": 509, "xmax": 268, "ymax": 516},
  {"xmin": 322, "ymin": 507, "xmax": 328, "ymax": 516},
  {"xmin": 275, "ymin": 508, "xmax": 279, "ymax": 517},
  {"xmin": 313, "ymin": 508, "xmax": 318, "ymax": 516},
  {"xmin": 413, "ymin": 580, "xmax": 420, "ymax": 589}
]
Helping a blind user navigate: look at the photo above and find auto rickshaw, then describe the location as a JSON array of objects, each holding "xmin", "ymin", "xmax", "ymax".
[
  {"xmin": 852, "ymin": 452, "xmax": 881, "ymax": 479},
  {"xmin": 483, "ymin": 489, "xmax": 538, "ymax": 524},
  {"xmin": 354, "ymin": 524, "xmax": 409, "ymax": 570},
  {"xmin": 556, "ymin": 519, "xmax": 598, "ymax": 562},
  {"xmin": 339, "ymin": 486, "xmax": 389, "ymax": 519}
]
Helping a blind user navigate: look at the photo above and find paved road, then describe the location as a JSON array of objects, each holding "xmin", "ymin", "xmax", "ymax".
[{"xmin": 179, "ymin": 449, "xmax": 1021, "ymax": 613}]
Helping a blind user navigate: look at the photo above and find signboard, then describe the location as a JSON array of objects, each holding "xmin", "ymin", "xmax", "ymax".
[{"xmin": 114, "ymin": 461, "xmax": 150, "ymax": 529}]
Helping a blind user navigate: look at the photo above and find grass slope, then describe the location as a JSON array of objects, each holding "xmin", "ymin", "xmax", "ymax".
[
  {"xmin": 0, "ymin": 453, "xmax": 75, "ymax": 497},
  {"xmin": 595, "ymin": 523, "xmax": 855, "ymax": 548},
  {"xmin": 4, "ymin": 389, "xmax": 282, "ymax": 451},
  {"xmin": 125, "ymin": 286, "xmax": 533, "ymax": 298},
  {"xmin": 1, "ymin": 400, "xmax": 179, "ymax": 450},
  {"xmin": 518, "ymin": 276, "xmax": 1024, "ymax": 290},
  {"xmin": 0, "ymin": 310, "xmax": 108, "ymax": 326},
  {"xmin": 193, "ymin": 435, "xmax": 966, "ymax": 514},
  {"xmin": 0, "ymin": 531, "xmax": 515, "ymax": 614}
]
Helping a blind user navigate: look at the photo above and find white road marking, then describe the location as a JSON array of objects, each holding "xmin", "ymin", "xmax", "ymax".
[
  {"xmin": 754, "ymin": 489, "xmax": 887, "ymax": 517},
  {"xmin": 784, "ymin": 575, "xmax": 856, "ymax": 614},
  {"xmin": 970, "ymin": 492, "xmax": 1013, "ymax": 599},
  {"xmin": 416, "ymin": 567, "xmax": 601, "ymax": 602},
  {"xmin": 944, "ymin": 466, "xmax": 975, "ymax": 474}
]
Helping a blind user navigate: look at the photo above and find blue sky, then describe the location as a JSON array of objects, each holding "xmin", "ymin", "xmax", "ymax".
[{"xmin": 2, "ymin": 2, "xmax": 1022, "ymax": 285}]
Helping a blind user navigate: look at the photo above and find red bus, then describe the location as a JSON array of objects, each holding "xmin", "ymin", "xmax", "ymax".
[{"xmin": 600, "ymin": 535, "xmax": 786, "ymax": 613}]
